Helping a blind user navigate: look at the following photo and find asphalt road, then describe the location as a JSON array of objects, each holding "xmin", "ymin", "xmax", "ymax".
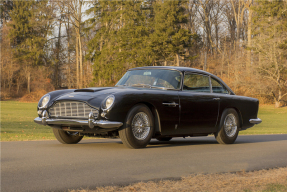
[{"xmin": 1, "ymin": 134, "xmax": 287, "ymax": 192}]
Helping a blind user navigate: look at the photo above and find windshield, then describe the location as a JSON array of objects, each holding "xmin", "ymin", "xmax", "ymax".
[{"xmin": 116, "ymin": 69, "xmax": 182, "ymax": 90}]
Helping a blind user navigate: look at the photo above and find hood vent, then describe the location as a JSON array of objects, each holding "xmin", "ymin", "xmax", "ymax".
[
  {"xmin": 74, "ymin": 87, "xmax": 113, "ymax": 93},
  {"xmin": 74, "ymin": 89, "xmax": 95, "ymax": 92}
]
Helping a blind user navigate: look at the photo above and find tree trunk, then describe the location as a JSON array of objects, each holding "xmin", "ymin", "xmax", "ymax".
[
  {"xmin": 27, "ymin": 71, "xmax": 31, "ymax": 93},
  {"xmin": 221, "ymin": 42, "xmax": 226, "ymax": 77},
  {"xmin": 247, "ymin": 8, "xmax": 253, "ymax": 71},
  {"xmin": 16, "ymin": 77, "xmax": 20, "ymax": 95},
  {"xmin": 67, "ymin": 21, "xmax": 71, "ymax": 88},
  {"xmin": 176, "ymin": 54, "xmax": 180, "ymax": 66},
  {"xmin": 67, "ymin": 5, "xmax": 71, "ymax": 88},
  {"xmin": 55, "ymin": 18, "xmax": 62, "ymax": 89},
  {"xmin": 78, "ymin": 0, "xmax": 83, "ymax": 88},
  {"xmin": 79, "ymin": 35, "xmax": 83, "ymax": 88},
  {"xmin": 274, "ymin": 100, "xmax": 283, "ymax": 108},
  {"xmin": 204, "ymin": 51, "xmax": 207, "ymax": 71},
  {"xmin": 76, "ymin": 36, "xmax": 79, "ymax": 89}
]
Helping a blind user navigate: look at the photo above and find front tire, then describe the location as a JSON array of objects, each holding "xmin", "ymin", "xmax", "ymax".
[
  {"xmin": 215, "ymin": 108, "xmax": 239, "ymax": 144},
  {"xmin": 53, "ymin": 128, "xmax": 83, "ymax": 144},
  {"xmin": 119, "ymin": 104, "xmax": 154, "ymax": 149}
]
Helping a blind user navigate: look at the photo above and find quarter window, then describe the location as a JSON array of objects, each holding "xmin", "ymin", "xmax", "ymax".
[
  {"xmin": 211, "ymin": 78, "xmax": 229, "ymax": 94},
  {"xmin": 183, "ymin": 73, "xmax": 210, "ymax": 93}
]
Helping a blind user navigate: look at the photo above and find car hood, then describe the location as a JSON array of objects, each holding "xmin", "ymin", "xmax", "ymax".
[
  {"xmin": 49, "ymin": 86, "xmax": 167, "ymax": 109},
  {"xmin": 51, "ymin": 87, "xmax": 133, "ymax": 109}
]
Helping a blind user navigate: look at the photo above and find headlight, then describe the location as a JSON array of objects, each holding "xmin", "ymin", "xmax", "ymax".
[
  {"xmin": 102, "ymin": 95, "xmax": 115, "ymax": 110},
  {"xmin": 40, "ymin": 94, "xmax": 50, "ymax": 108}
]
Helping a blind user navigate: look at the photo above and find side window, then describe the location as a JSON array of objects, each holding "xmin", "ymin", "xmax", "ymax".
[
  {"xmin": 211, "ymin": 78, "xmax": 229, "ymax": 94},
  {"xmin": 183, "ymin": 73, "xmax": 210, "ymax": 93}
]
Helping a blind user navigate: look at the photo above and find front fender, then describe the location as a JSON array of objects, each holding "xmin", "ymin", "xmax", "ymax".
[{"xmin": 37, "ymin": 89, "xmax": 75, "ymax": 110}]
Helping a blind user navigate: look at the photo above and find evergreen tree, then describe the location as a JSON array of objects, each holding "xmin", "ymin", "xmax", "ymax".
[
  {"xmin": 0, "ymin": 0, "xmax": 13, "ymax": 25},
  {"xmin": 86, "ymin": 1, "xmax": 151, "ymax": 86},
  {"xmin": 86, "ymin": 0, "xmax": 198, "ymax": 86},
  {"xmin": 149, "ymin": 0, "xmax": 192, "ymax": 66},
  {"xmin": 8, "ymin": 0, "xmax": 53, "ymax": 92},
  {"xmin": 8, "ymin": 0, "xmax": 52, "ymax": 66}
]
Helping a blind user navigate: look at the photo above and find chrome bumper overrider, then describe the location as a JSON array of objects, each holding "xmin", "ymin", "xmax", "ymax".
[
  {"xmin": 249, "ymin": 118, "xmax": 262, "ymax": 124},
  {"xmin": 34, "ymin": 111, "xmax": 123, "ymax": 129}
]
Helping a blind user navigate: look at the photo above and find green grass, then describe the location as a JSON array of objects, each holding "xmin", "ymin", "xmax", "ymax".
[
  {"xmin": 262, "ymin": 184, "xmax": 287, "ymax": 192},
  {"xmin": 1, "ymin": 101, "xmax": 287, "ymax": 141},
  {"xmin": 239, "ymin": 105, "xmax": 287, "ymax": 135},
  {"xmin": 1, "ymin": 101, "xmax": 55, "ymax": 141}
]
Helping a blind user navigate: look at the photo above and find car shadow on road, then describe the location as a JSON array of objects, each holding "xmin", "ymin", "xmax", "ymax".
[
  {"xmin": 55, "ymin": 134, "xmax": 287, "ymax": 149},
  {"xmin": 146, "ymin": 134, "xmax": 287, "ymax": 148},
  {"xmin": 148, "ymin": 138, "xmax": 218, "ymax": 148},
  {"xmin": 235, "ymin": 134, "xmax": 287, "ymax": 144}
]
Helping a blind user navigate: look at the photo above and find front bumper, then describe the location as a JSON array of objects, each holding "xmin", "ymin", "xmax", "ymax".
[
  {"xmin": 34, "ymin": 113, "xmax": 123, "ymax": 129},
  {"xmin": 249, "ymin": 118, "xmax": 262, "ymax": 124}
]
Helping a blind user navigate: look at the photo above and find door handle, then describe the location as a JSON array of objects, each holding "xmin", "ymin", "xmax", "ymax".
[
  {"xmin": 162, "ymin": 102, "xmax": 179, "ymax": 107},
  {"xmin": 213, "ymin": 98, "xmax": 220, "ymax": 100}
]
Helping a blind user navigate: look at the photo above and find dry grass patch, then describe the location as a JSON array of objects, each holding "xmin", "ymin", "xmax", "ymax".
[{"xmin": 70, "ymin": 167, "xmax": 287, "ymax": 192}]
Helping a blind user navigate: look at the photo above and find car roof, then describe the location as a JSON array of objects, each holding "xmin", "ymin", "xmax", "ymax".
[
  {"xmin": 129, "ymin": 66, "xmax": 235, "ymax": 95},
  {"xmin": 129, "ymin": 66, "xmax": 213, "ymax": 76}
]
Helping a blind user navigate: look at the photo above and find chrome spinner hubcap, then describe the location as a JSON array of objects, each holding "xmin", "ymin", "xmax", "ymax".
[
  {"xmin": 224, "ymin": 114, "xmax": 237, "ymax": 137},
  {"xmin": 131, "ymin": 112, "xmax": 150, "ymax": 140}
]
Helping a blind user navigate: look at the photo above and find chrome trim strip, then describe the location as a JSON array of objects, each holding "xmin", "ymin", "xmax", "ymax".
[
  {"xmin": 249, "ymin": 118, "xmax": 262, "ymax": 124},
  {"xmin": 34, "ymin": 117, "xmax": 123, "ymax": 129}
]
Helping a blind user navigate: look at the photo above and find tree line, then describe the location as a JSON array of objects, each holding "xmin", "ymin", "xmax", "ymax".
[{"xmin": 1, "ymin": 0, "xmax": 287, "ymax": 107}]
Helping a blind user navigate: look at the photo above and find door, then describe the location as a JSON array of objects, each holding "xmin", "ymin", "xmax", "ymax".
[
  {"xmin": 178, "ymin": 73, "xmax": 219, "ymax": 134},
  {"xmin": 156, "ymin": 90, "xmax": 180, "ymax": 135}
]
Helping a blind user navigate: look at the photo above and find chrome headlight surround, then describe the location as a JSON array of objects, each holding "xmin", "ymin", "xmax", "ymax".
[
  {"xmin": 101, "ymin": 95, "xmax": 115, "ymax": 111},
  {"xmin": 39, "ymin": 94, "xmax": 50, "ymax": 109}
]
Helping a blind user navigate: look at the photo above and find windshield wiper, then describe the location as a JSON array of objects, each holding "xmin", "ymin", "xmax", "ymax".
[
  {"xmin": 151, "ymin": 86, "xmax": 167, "ymax": 90},
  {"xmin": 116, "ymin": 84, "xmax": 127, "ymax": 87},
  {"xmin": 131, "ymin": 83, "xmax": 152, "ymax": 88},
  {"xmin": 151, "ymin": 86, "xmax": 177, "ymax": 90}
]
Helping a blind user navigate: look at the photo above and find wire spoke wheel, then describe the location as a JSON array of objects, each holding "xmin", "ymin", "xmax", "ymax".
[
  {"xmin": 119, "ymin": 104, "xmax": 154, "ymax": 148},
  {"xmin": 131, "ymin": 112, "xmax": 151, "ymax": 140},
  {"xmin": 224, "ymin": 114, "xmax": 237, "ymax": 137},
  {"xmin": 215, "ymin": 108, "xmax": 239, "ymax": 144}
]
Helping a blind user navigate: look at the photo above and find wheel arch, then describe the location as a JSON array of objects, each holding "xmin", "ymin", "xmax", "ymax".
[
  {"xmin": 133, "ymin": 102, "xmax": 161, "ymax": 137},
  {"xmin": 217, "ymin": 107, "xmax": 243, "ymax": 132}
]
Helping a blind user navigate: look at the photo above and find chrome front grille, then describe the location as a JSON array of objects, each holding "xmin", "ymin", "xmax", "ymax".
[{"xmin": 49, "ymin": 101, "xmax": 98, "ymax": 119}]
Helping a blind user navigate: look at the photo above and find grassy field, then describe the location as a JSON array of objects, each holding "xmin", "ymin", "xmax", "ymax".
[
  {"xmin": 240, "ymin": 105, "xmax": 287, "ymax": 135},
  {"xmin": 1, "ymin": 101, "xmax": 287, "ymax": 141},
  {"xmin": 1, "ymin": 101, "xmax": 55, "ymax": 141}
]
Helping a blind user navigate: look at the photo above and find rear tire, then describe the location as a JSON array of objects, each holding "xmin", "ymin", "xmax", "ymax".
[
  {"xmin": 215, "ymin": 108, "xmax": 239, "ymax": 144},
  {"xmin": 53, "ymin": 128, "xmax": 83, "ymax": 144},
  {"xmin": 119, "ymin": 104, "xmax": 154, "ymax": 149}
]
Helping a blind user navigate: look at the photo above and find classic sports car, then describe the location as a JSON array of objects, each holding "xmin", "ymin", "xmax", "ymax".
[{"xmin": 34, "ymin": 66, "xmax": 262, "ymax": 148}]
